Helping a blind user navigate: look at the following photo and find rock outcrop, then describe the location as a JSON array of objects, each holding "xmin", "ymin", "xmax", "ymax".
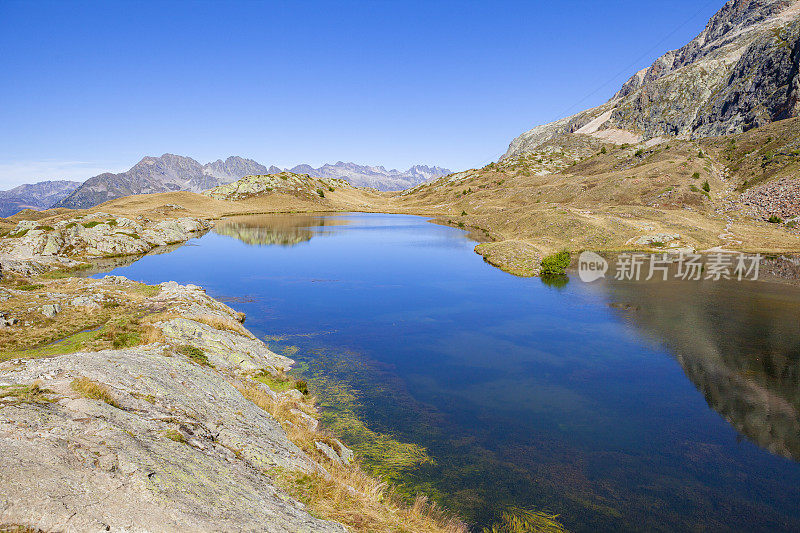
[
  {"xmin": 203, "ymin": 172, "xmax": 350, "ymax": 201},
  {"xmin": 0, "ymin": 212, "xmax": 210, "ymax": 274},
  {"xmin": 0, "ymin": 276, "xmax": 349, "ymax": 532},
  {"xmin": 504, "ymin": 0, "xmax": 800, "ymax": 159}
]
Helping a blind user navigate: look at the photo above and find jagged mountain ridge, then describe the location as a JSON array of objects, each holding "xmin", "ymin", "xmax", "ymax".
[
  {"xmin": 288, "ymin": 161, "xmax": 451, "ymax": 191},
  {"xmin": 504, "ymin": 0, "xmax": 800, "ymax": 159},
  {"xmin": 0, "ymin": 180, "xmax": 81, "ymax": 217},
  {"xmin": 54, "ymin": 155, "xmax": 451, "ymax": 209}
]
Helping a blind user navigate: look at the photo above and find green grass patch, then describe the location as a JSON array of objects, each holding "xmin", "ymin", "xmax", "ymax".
[
  {"xmin": 34, "ymin": 225, "xmax": 54, "ymax": 231},
  {"xmin": 81, "ymin": 221, "xmax": 102, "ymax": 229},
  {"xmin": 177, "ymin": 345, "xmax": 212, "ymax": 367},
  {"xmin": 0, "ymin": 327, "xmax": 104, "ymax": 362},
  {"xmin": 7, "ymin": 229, "xmax": 29, "ymax": 238},
  {"xmin": 768, "ymin": 215, "xmax": 783, "ymax": 223},
  {"xmin": 40, "ymin": 263, "xmax": 92, "ymax": 279},
  {"xmin": 254, "ymin": 370, "xmax": 298, "ymax": 393},
  {"xmin": 0, "ymin": 382, "xmax": 55, "ymax": 405},
  {"xmin": 163, "ymin": 429, "xmax": 188, "ymax": 444},
  {"xmin": 101, "ymin": 317, "xmax": 141, "ymax": 349}
]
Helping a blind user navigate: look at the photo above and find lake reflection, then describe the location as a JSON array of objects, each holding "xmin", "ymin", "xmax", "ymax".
[
  {"xmin": 214, "ymin": 214, "xmax": 351, "ymax": 246},
  {"xmin": 598, "ymin": 277, "xmax": 800, "ymax": 461},
  {"xmin": 96, "ymin": 213, "xmax": 800, "ymax": 532}
]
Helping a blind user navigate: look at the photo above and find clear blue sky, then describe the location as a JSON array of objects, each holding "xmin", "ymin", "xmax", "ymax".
[{"xmin": 0, "ymin": 0, "xmax": 724, "ymax": 188}]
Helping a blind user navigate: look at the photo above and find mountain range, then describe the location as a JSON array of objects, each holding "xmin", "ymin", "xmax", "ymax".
[
  {"xmin": 46, "ymin": 156, "xmax": 451, "ymax": 210},
  {"xmin": 0, "ymin": 180, "xmax": 82, "ymax": 217}
]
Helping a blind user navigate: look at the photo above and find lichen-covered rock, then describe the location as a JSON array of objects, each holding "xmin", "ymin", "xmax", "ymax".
[
  {"xmin": 0, "ymin": 346, "xmax": 346, "ymax": 532},
  {"xmin": 0, "ymin": 213, "xmax": 211, "ymax": 274}
]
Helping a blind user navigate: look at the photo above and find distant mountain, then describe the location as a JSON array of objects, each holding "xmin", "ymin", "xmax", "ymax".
[
  {"xmin": 0, "ymin": 180, "xmax": 81, "ymax": 217},
  {"xmin": 203, "ymin": 156, "xmax": 281, "ymax": 184},
  {"xmin": 504, "ymin": 0, "xmax": 800, "ymax": 158},
  {"xmin": 287, "ymin": 162, "xmax": 451, "ymax": 191},
  {"xmin": 54, "ymin": 154, "xmax": 267, "ymax": 209},
  {"xmin": 51, "ymin": 154, "xmax": 452, "ymax": 209}
]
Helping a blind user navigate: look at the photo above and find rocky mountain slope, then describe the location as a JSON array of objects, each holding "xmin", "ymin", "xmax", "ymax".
[
  {"xmin": 54, "ymin": 154, "xmax": 240, "ymax": 210},
  {"xmin": 504, "ymin": 0, "xmax": 800, "ymax": 159},
  {"xmin": 52, "ymin": 156, "xmax": 450, "ymax": 210},
  {"xmin": 288, "ymin": 162, "xmax": 451, "ymax": 191},
  {"xmin": 203, "ymin": 156, "xmax": 281, "ymax": 183},
  {"xmin": 0, "ymin": 180, "xmax": 81, "ymax": 217}
]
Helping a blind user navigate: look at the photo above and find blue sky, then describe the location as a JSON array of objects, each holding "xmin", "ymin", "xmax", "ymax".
[{"xmin": 0, "ymin": 0, "xmax": 723, "ymax": 188}]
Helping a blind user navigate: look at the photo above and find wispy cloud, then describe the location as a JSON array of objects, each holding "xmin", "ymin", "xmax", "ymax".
[{"xmin": 0, "ymin": 160, "xmax": 126, "ymax": 189}]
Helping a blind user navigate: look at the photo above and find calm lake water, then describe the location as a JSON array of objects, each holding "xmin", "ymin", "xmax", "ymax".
[{"xmin": 97, "ymin": 213, "xmax": 800, "ymax": 532}]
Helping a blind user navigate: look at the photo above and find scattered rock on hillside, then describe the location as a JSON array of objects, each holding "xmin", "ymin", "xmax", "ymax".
[{"xmin": 741, "ymin": 177, "xmax": 800, "ymax": 219}]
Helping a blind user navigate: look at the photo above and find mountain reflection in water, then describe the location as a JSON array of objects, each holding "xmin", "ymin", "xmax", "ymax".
[
  {"xmin": 600, "ymin": 277, "xmax": 800, "ymax": 461},
  {"xmin": 214, "ymin": 214, "xmax": 351, "ymax": 246}
]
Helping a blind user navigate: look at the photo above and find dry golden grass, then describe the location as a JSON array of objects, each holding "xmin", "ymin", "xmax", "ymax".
[
  {"xmin": 0, "ymin": 381, "xmax": 54, "ymax": 405},
  {"xmin": 71, "ymin": 377, "xmax": 120, "ymax": 408},
  {"xmin": 194, "ymin": 314, "xmax": 256, "ymax": 339},
  {"xmin": 0, "ymin": 275, "xmax": 170, "ymax": 361},
  {"xmin": 235, "ymin": 379, "xmax": 466, "ymax": 533}
]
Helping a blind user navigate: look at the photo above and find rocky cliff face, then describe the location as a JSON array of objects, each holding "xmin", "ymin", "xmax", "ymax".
[
  {"xmin": 0, "ymin": 180, "xmax": 81, "ymax": 217},
  {"xmin": 504, "ymin": 0, "xmax": 800, "ymax": 159}
]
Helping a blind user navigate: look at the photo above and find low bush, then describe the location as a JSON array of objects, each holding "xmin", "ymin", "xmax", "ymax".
[{"xmin": 540, "ymin": 251, "xmax": 571, "ymax": 277}]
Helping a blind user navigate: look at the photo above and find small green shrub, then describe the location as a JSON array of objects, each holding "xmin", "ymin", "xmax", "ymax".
[
  {"xmin": 690, "ymin": 185, "xmax": 701, "ymax": 192},
  {"xmin": 316, "ymin": 188, "xmax": 325, "ymax": 198},
  {"xmin": 692, "ymin": 172, "xmax": 700, "ymax": 179},
  {"xmin": 540, "ymin": 251, "xmax": 571, "ymax": 277},
  {"xmin": 461, "ymin": 210, "xmax": 467, "ymax": 216},
  {"xmin": 163, "ymin": 429, "xmax": 187, "ymax": 444},
  {"xmin": 294, "ymin": 380, "xmax": 309, "ymax": 395},
  {"xmin": 787, "ymin": 220, "xmax": 797, "ymax": 228},
  {"xmin": 698, "ymin": 150, "xmax": 705, "ymax": 158},
  {"xmin": 178, "ymin": 345, "xmax": 211, "ymax": 366},
  {"xmin": 600, "ymin": 146, "xmax": 607, "ymax": 154},
  {"xmin": 635, "ymin": 148, "xmax": 645, "ymax": 157},
  {"xmin": 702, "ymin": 180, "xmax": 710, "ymax": 192},
  {"xmin": 768, "ymin": 215, "xmax": 783, "ymax": 223}
]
